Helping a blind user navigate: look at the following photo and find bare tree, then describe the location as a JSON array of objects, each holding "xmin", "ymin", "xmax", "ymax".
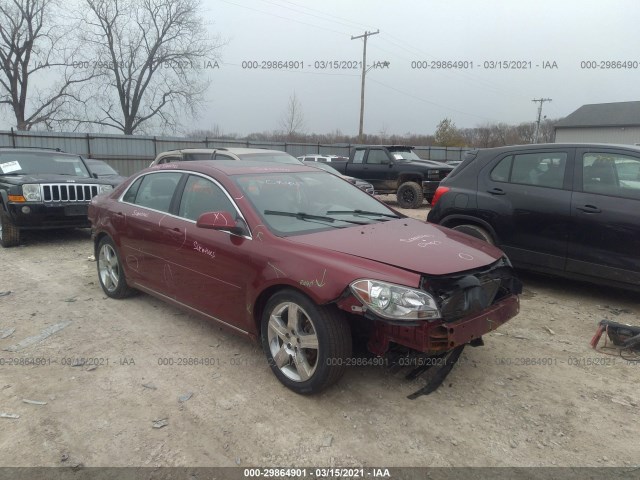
[
  {"xmin": 0, "ymin": 0, "xmax": 93, "ymax": 130},
  {"xmin": 279, "ymin": 92, "xmax": 305, "ymax": 139},
  {"xmin": 76, "ymin": 0, "xmax": 222, "ymax": 135}
]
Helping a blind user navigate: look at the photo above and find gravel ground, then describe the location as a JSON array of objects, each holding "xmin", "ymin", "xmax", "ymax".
[{"xmin": 0, "ymin": 197, "xmax": 638, "ymax": 467}]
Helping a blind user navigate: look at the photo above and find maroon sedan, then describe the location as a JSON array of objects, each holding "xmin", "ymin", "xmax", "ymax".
[{"xmin": 89, "ymin": 161, "xmax": 521, "ymax": 395}]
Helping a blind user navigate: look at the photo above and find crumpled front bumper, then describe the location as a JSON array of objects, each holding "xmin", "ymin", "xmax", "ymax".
[{"xmin": 367, "ymin": 294, "xmax": 520, "ymax": 356}]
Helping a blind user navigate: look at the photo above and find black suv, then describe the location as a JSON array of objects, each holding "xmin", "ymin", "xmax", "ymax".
[
  {"xmin": 0, "ymin": 148, "xmax": 115, "ymax": 247},
  {"xmin": 427, "ymin": 143, "xmax": 640, "ymax": 292}
]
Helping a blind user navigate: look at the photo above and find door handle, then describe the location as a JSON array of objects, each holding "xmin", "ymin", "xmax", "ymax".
[
  {"xmin": 165, "ymin": 227, "xmax": 183, "ymax": 237},
  {"xmin": 576, "ymin": 205, "xmax": 601, "ymax": 214},
  {"xmin": 487, "ymin": 188, "xmax": 505, "ymax": 195}
]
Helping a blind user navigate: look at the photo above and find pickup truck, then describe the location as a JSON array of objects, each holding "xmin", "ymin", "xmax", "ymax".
[{"xmin": 331, "ymin": 145, "xmax": 454, "ymax": 208}]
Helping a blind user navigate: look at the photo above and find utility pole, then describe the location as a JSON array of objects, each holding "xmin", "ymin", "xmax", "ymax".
[
  {"xmin": 351, "ymin": 29, "xmax": 379, "ymax": 142},
  {"xmin": 532, "ymin": 98, "xmax": 552, "ymax": 143}
]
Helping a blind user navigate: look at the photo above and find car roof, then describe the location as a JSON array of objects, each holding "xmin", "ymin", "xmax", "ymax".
[
  {"xmin": 159, "ymin": 147, "xmax": 287, "ymax": 156},
  {"xmin": 472, "ymin": 143, "xmax": 640, "ymax": 154},
  {"xmin": 149, "ymin": 159, "xmax": 318, "ymax": 176},
  {"xmin": 0, "ymin": 147, "xmax": 77, "ymax": 157},
  {"xmin": 354, "ymin": 145, "xmax": 415, "ymax": 149}
]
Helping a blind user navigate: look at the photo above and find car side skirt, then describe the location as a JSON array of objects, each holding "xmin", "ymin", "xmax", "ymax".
[{"xmin": 131, "ymin": 282, "xmax": 256, "ymax": 340}]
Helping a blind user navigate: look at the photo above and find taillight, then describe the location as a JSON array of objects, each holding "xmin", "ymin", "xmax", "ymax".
[{"xmin": 430, "ymin": 186, "xmax": 449, "ymax": 206}]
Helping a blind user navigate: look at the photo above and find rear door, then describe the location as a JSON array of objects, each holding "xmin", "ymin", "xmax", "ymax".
[
  {"xmin": 567, "ymin": 147, "xmax": 640, "ymax": 285},
  {"xmin": 122, "ymin": 171, "xmax": 185, "ymax": 294},
  {"xmin": 476, "ymin": 147, "xmax": 573, "ymax": 272}
]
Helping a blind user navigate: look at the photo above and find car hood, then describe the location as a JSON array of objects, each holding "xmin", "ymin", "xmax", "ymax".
[
  {"xmin": 1, "ymin": 173, "xmax": 107, "ymax": 184},
  {"xmin": 287, "ymin": 218, "xmax": 504, "ymax": 276},
  {"xmin": 410, "ymin": 159, "xmax": 453, "ymax": 169}
]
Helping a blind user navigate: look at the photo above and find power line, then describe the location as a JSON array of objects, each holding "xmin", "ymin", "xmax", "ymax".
[
  {"xmin": 351, "ymin": 30, "xmax": 379, "ymax": 141},
  {"xmin": 532, "ymin": 98, "xmax": 552, "ymax": 142}
]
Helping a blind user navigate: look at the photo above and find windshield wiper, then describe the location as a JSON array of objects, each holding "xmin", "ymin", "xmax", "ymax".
[
  {"xmin": 326, "ymin": 209, "xmax": 399, "ymax": 219},
  {"xmin": 264, "ymin": 210, "xmax": 369, "ymax": 225}
]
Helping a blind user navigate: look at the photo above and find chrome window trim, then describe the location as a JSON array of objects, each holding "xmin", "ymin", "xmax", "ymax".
[{"xmin": 118, "ymin": 169, "xmax": 253, "ymax": 240}]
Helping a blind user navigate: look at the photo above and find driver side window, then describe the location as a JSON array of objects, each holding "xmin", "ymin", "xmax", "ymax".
[{"xmin": 366, "ymin": 149, "xmax": 389, "ymax": 165}]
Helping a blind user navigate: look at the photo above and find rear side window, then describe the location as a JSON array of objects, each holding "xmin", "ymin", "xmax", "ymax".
[
  {"xmin": 583, "ymin": 153, "xmax": 640, "ymax": 199},
  {"xmin": 352, "ymin": 150, "xmax": 365, "ymax": 163},
  {"xmin": 491, "ymin": 152, "xmax": 567, "ymax": 188},
  {"xmin": 127, "ymin": 172, "xmax": 182, "ymax": 212},
  {"xmin": 122, "ymin": 177, "xmax": 143, "ymax": 203}
]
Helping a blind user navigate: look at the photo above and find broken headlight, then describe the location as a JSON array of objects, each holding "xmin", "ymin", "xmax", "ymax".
[{"xmin": 350, "ymin": 279, "xmax": 441, "ymax": 321}]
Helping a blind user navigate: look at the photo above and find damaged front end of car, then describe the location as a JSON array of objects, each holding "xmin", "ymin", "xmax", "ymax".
[{"xmin": 337, "ymin": 257, "xmax": 522, "ymax": 398}]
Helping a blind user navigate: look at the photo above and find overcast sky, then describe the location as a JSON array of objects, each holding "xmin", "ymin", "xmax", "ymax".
[
  {"xmin": 2, "ymin": 0, "xmax": 639, "ymax": 137},
  {"xmin": 197, "ymin": 0, "xmax": 639, "ymax": 137}
]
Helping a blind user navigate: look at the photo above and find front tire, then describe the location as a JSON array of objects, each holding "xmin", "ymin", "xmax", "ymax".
[
  {"xmin": 452, "ymin": 224, "xmax": 495, "ymax": 245},
  {"xmin": 396, "ymin": 182, "xmax": 424, "ymax": 209},
  {"xmin": 0, "ymin": 209, "xmax": 20, "ymax": 247},
  {"xmin": 97, "ymin": 236, "xmax": 135, "ymax": 298},
  {"xmin": 261, "ymin": 289, "xmax": 352, "ymax": 394}
]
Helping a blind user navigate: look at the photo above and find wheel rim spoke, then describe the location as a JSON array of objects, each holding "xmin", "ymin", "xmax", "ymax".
[
  {"xmin": 99, "ymin": 244, "xmax": 119, "ymax": 292},
  {"xmin": 286, "ymin": 303, "xmax": 299, "ymax": 330},
  {"xmin": 293, "ymin": 353, "xmax": 313, "ymax": 381},
  {"xmin": 109, "ymin": 269, "xmax": 119, "ymax": 288},
  {"xmin": 273, "ymin": 345, "xmax": 290, "ymax": 368},
  {"xmin": 298, "ymin": 332, "xmax": 318, "ymax": 350},
  {"xmin": 268, "ymin": 314, "xmax": 289, "ymax": 341}
]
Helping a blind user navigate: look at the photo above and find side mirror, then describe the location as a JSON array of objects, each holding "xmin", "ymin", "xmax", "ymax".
[{"xmin": 196, "ymin": 211, "xmax": 245, "ymax": 235}]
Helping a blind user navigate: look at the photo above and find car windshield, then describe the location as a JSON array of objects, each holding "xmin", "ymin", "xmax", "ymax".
[
  {"xmin": 0, "ymin": 152, "xmax": 90, "ymax": 176},
  {"xmin": 388, "ymin": 149, "xmax": 422, "ymax": 161},
  {"xmin": 236, "ymin": 153, "xmax": 301, "ymax": 164},
  {"xmin": 88, "ymin": 162, "xmax": 119, "ymax": 176},
  {"xmin": 235, "ymin": 171, "xmax": 399, "ymax": 235}
]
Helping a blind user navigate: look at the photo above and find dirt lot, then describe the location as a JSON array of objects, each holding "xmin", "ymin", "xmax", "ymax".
[{"xmin": 1, "ymin": 198, "xmax": 639, "ymax": 468}]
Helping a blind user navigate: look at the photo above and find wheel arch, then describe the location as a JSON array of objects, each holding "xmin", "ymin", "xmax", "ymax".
[
  {"xmin": 439, "ymin": 214, "xmax": 499, "ymax": 243},
  {"xmin": 251, "ymin": 284, "xmax": 345, "ymax": 340},
  {"xmin": 0, "ymin": 191, "xmax": 9, "ymax": 213},
  {"xmin": 397, "ymin": 173, "xmax": 423, "ymax": 187},
  {"xmin": 93, "ymin": 231, "xmax": 112, "ymax": 258}
]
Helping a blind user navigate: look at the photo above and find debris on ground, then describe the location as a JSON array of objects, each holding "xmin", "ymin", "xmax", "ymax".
[
  {"xmin": 544, "ymin": 326, "xmax": 556, "ymax": 335},
  {"xmin": 3, "ymin": 321, "xmax": 72, "ymax": 352},
  {"xmin": 0, "ymin": 291, "xmax": 11, "ymax": 297},
  {"xmin": 0, "ymin": 412, "xmax": 20, "ymax": 419},
  {"xmin": 321, "ymin": 435, "xmax": 333, "ymax": 448},
  {"xmin": 22, "ymin": 399, "xmax": 47, "ymax": 405},
  {"xmin": 0, "ymin": 328, "xmax": 15, "ymax": 339},
  {"xmin": 591, "ymin": 319, "xmax": 640, "ymax": 362},
  {"xmin": 152, "ymin": 418, "xmax": 168, "ymax": 429},
  {"xmin": 178, "ymin": 392, "xmax": 193, "ymax": 403},
  {"xmin": 142, "ymin": 383, "xmax": 157, "ymax": 390}
]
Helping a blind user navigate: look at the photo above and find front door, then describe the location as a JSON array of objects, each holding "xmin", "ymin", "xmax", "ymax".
[{"xmin": 567, "ymin": 148, "xmax": 640, "ymax": 285}]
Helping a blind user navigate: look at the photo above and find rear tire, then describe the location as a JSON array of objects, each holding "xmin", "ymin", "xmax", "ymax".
[
  {"xmin": 0, "ymin": 209, "xmax": 20, "ymax": 248},
  {"xmin": 261, "ymin": 289, "xmax": 352, "ymax": 394},
  {"xmin": 396, "ymin": 182, "xmax": 424, "ymax": 209},
  {"xmin": 452, "ymin": 224, "xmax": 495, "ymax": 245},
  {"xmin": 97, "ymin": 236, "xmax": 135, "ymax": 298}
]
